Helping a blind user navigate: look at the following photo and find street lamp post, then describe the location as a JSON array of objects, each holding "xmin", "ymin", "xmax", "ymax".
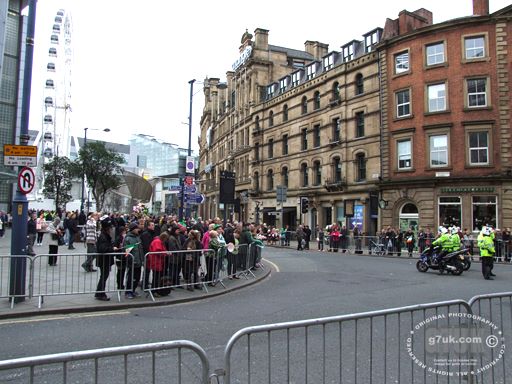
[{"xmin": 80, "ymin": 127, "xmax": 110, "ymax": 213}]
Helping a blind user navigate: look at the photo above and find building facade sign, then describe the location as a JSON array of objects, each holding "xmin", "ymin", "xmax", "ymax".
[
  {"xmin": 440, "ymin": 187, "xmax": 496, "ymax": 193},
  {"xmin": 232, "ymin": 46, "xmax": 252, "ymax": 71}
]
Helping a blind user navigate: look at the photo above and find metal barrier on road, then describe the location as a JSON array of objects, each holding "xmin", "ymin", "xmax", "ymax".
[
  {"xmin": 468, "ymin": 292, "xmax": 512, "ymax": 384},
  {"xmin": 0, "ymin": 340, "xmax": 210, "ymax": 384},
  {"xmin": 221, "ymin": 300, "xmax": 474, "ymax": 384},
  {"xmin": 0, "ymin": 292, "xmax": 510, "ymax": 383}
]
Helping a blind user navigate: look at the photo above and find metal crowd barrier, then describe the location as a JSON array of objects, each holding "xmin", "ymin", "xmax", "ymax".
[
  {"xmin": 142, "ymin": 244, "xmax": 260, "ymax": 301},
  {"xmin": 0, "ymin": 255, "xmax": 32, "ymax": 308},
  {"xmin": 0, "ymin": 243, "xmax": 265, "ymax": 308},
  {"xmin": 32, "ymin": 252, "xmax": 131, "ymax": 308},
  {"xmin": 0, "ymin": 292, "xmax": 510, "ymax": 383},
  {"xmin": 467, "ymin": 292, "xmax": 512, "ymax": 384},
  {"xmin": 220, "ymin": 300, "xmax": 473, "ymax": 384},
  {"xmin": 0, "ymin": 340, "xmax": 209, "ymax": 384}
]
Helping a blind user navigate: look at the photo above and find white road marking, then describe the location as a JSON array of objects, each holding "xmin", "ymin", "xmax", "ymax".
[
  {"xmin": 0, "ymin": 310, "xmax": 130, "ymax": 325},
  {"xmin": 263, "ymin": 258, "xmax": 280, "ymax": 272}
]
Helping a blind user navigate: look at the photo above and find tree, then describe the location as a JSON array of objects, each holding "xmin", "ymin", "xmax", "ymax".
[
  {"xmin": 43, "ymin": 155, "xmax": 74, "ymax": 211},
  {"xmin": 76, "ymin": 141, "xmax": 125, "ymax": 212}
]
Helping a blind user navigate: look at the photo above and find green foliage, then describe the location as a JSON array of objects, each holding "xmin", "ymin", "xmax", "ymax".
[
  {"xmin": 43, "ymin": 156, "xmax": 74, "ymax": 211},
  {"xmin": 76, "ymin": 141, "xmax": 125, "ymax": 212}
]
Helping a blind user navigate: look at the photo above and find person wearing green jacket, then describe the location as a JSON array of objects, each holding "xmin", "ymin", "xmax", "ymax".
[
  {"xmin": 478, "ymin": 226, "xmax": 496, "ymax": 280},
  {"xmin": 449, "ymin": 226, "xmax": 461, "ymax": 252},
  {"xmin": 431, "ymin": 226, "xmax": 451, "ymax": 262}
]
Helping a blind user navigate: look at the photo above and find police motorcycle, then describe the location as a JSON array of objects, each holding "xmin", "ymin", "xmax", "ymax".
[
  {"xmin": 461, "ymin": 250, "xmax": 472, "ymax": 271},
  {"xmin": 416, "ymin": 246, "xmax": 466, "ymax": 275}
]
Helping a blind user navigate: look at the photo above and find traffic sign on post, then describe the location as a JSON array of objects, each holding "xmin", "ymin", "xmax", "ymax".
[
  {"xmin": 3, "ymin": 144, "xmax": 37, "ymax": 166},
  {"xmin": 17, "ymin": 167, "xmax": 35, "ymax": 195}
]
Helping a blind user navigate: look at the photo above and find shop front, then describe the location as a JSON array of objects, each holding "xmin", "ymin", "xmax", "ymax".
[{"xmin": 437, "ymin": 186, "xmax": 498, "ymax": 232}]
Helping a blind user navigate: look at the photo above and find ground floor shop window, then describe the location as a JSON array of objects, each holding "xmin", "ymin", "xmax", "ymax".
[
  {"xmin": 472, "ymin": 195, "xmax": 497, "ymax": 231},
  {"xmin": 439, "ymin": 196, "xmax": 461, "ymax": 227}
]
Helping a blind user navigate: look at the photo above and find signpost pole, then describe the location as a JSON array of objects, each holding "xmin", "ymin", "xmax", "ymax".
[{"xmin": 10, "ymin": 0, "xmax": 38, "ymax": 304}]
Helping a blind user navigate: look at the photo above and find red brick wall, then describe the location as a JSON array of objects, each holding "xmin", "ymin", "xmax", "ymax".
[{"xmin": 386, "ymin": 21, "xmax": 500, "ymax": 181}]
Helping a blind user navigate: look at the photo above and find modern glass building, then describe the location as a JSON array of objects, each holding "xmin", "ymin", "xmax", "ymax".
[{"xmin": 0, "ymin": 0, "xmax": 26, "ymax": 211}]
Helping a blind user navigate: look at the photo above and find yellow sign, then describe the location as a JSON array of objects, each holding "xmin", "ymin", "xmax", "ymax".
[
  {"xmin": 4, "ymin": 145, "xmax": 37, "ymax": 157},
  {"xmin": 3, "ymin": 145, "xmax": 37, "ymax": 166}
]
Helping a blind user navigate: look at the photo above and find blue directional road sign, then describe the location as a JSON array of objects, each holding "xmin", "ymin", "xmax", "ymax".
[{"xmin": 181, "ymin": 193, "xmax": 205, "ymax": 204}]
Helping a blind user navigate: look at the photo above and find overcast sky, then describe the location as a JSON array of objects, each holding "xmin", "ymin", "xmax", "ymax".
[{"xmin": 29, "ymin": 0, "xmax": 510, "ymax": 153}]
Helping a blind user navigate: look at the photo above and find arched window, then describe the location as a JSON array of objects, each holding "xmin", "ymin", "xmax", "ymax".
[
  {"xmin": 314, "ymin": 91, "xmax": 321, "ymax": 110},
  {"xmin": 355, "ymin": 73, "xmax": 364, "ymax": 95},
  {"xmin": 301, "ymin": 163, "xmax": 309, "ymax": 187},
  {"xmin": 267, "ymin": 169, "xmax": 274, "ymax": 191},
  {"xmin": 281, "ymin": 167, "xmax": 289, "ymax": 187},
  {"xmin": 333, "ymin": 82, "xmax": 341, "ymax": 101},
  {"xmin": 301, "ymin": 96, "xmax": 308, "ymax": 114},
  {"xmin": 269, "ymin": 111, "xmax": 274, "ymax": 127},
  {"xmin": 44, "ymin": 97, "xmax": 53, "ymax": 107},
  {"xmin": 356, "ymin": 153, "xmax": 366, "ymax": 181},
  {"xmin": 283, "ymin": 104, "xmax": 289, "ymax": 122},
  {"xmin": 401, "ymin": 203, "xmax": 419, "ymax": 214},
  {"xmin": 313, "ymin": 160, "xmax": 322, "ymax": 185},
  {"xmin": 400, "ymin": 203, "xmax": 419, "ymax": 233}
]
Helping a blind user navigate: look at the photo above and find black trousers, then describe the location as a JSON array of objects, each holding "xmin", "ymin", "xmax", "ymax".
[
  {"xmin": 95, "ymin": 262, "xmax": 112, "ymax": 296},
  {"xmin": 48, "ymin": 244, "xmax": 58, "ymax": 265},
  {"xmin": 481, "ymin": 256, "xmax": 494, "ymax": 278}
]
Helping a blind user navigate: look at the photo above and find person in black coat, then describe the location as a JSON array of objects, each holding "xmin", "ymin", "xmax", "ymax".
[
  {"xmin": 140, "ymin": 220, "xmax": 156, "ymax": 290},
  {"xmin": 94, "ymin": 217, "xmax": 118, "ymax": 301},
  {"xmin": 67, "ymin": 213, "xmax": 78, "ymax": 250}
]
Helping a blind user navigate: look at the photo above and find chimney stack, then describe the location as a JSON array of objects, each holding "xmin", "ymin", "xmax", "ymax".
[{"xmin": 472, "ymin": 0, "xmax": 489, "ymax": 16}]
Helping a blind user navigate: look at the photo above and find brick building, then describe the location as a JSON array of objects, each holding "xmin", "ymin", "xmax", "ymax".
[
  {"xmin": 378, "ymin": 0, "xmax": 512, "ymax": 233},
  {"xmin": 198, "ymin": 0, "xmax": 511, "ymax": 235}
]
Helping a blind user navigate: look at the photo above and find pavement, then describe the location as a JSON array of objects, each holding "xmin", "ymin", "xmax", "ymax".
[{"xmin": 0, "ymin": 228, "xmax": 270, "ymax": 320}]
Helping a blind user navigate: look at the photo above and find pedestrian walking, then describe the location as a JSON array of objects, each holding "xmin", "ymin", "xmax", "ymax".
[
  {"xmin": 47, "ymin": 217, "xmax": 64, "ymax": 266},
  {"xmin": 36, "ymin": 211, "xmax": 47, "ymax": 246},
  {"xmin": 67, "ymin": 213, "xmax": 78, "ymax": 250}
]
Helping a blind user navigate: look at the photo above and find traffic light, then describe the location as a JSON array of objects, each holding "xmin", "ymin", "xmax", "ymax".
[{"xmin": 301, "ymin": 197, "xmax": 309, "ymax": 214}]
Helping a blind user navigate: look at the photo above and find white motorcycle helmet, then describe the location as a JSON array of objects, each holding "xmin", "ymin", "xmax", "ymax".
[
  {"xmin": 482, "ymin": 226, "xmax": 491, "ymax": 236},
  {"xmin": 438, "ymin": 226, "xmax": 448, "ymax": 234},
  {"xmin": 450, "ymin": 226, "xmax": 459, "ymax": 235}
]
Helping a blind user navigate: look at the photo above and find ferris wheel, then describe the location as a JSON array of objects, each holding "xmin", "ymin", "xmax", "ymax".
[{"xmin": 34, "ymin": 8, "xmax": 74, "ymax": 199}]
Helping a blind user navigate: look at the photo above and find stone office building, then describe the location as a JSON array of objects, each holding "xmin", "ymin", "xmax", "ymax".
[
  {"xmin": 198, "ymin": 27, "xmax": 383, "ymax": 233},
  {"xmin": 378, "ymin": 0, "xmax": 512, "ymax": 233}
]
